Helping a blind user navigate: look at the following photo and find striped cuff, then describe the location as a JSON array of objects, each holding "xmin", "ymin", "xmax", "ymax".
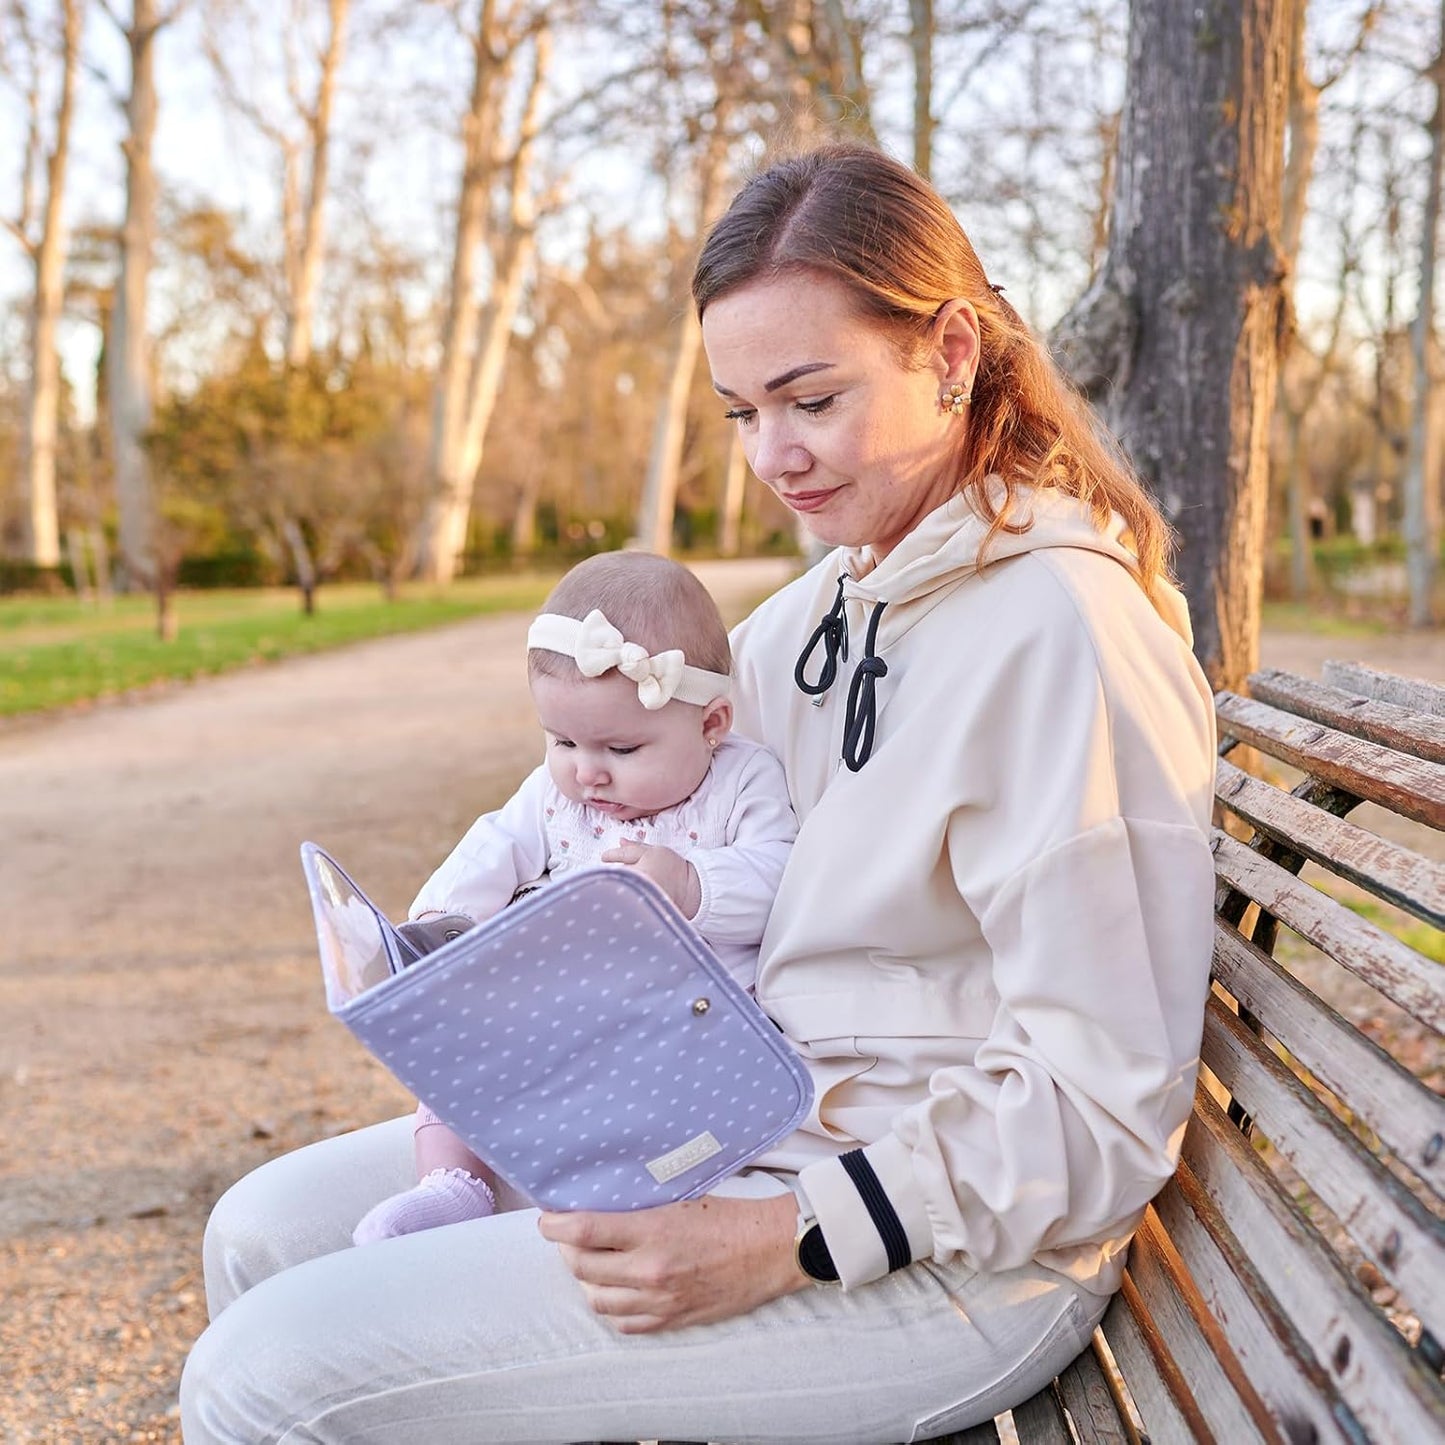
[{"xmin": 798, "ymin": 1134, "xmax": 935, "ymax": 1289}]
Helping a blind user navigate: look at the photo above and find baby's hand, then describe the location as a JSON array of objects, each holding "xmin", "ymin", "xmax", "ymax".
[{"xmin": 600, "ymin": 840, "xmax": 701, "ymax": 919}]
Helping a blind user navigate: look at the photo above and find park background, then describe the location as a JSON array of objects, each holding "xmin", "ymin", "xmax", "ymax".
[{"xmin": 1, "ymin": 0, "xmax": 1443, "ymax": 1441}]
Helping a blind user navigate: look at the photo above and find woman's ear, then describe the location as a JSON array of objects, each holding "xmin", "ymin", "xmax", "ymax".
[
  {"xmin": 701, "ymin": 697, "xmax": 733, "ymax": 747},
  {"xmin": 931, "ymin": 299, "xmax": 981, "ymax": 390}
]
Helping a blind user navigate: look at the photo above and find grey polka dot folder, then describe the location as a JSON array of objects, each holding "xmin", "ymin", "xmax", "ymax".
[{"xmin": 301, "ymin": 842, "xmax": 815, "ymax": 1211}]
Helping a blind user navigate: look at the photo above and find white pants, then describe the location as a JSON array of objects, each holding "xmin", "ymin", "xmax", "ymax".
[{"xmin": 180, "ymin": 1117, "xmax": 1108, "ymax": 1445}]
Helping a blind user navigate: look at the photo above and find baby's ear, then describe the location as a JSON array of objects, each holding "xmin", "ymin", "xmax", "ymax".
[{"xmin": 701, "ymin": 696, "xmax": 733, "ymax": 746}]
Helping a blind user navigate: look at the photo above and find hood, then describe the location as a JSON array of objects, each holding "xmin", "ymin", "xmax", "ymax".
[{"xmin": 835, "ymin": 484, "xmax": 1194, "ymax": 648}]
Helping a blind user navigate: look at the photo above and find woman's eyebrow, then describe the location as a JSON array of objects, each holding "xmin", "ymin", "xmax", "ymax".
[{"xmin": 712, "ymin": 362, "xmax": 836, "ymax": 398}]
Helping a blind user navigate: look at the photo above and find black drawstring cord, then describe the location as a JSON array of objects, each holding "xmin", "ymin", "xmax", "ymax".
[
  {"xmin": 842, "ymin": 600, "xmax": 888, "ymax": 772},
  {"xmin": 794, "ymin": 575, "xmax": 848, "ymax": 697}
]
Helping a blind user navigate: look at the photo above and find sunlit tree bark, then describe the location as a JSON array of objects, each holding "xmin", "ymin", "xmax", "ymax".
[
  {"xmin": 418, "ymin": 2, "xmax": 549, "ymax": 583},
  {"xmin": 1054, "ymin": 0, "xmax": 1296, "ymax": 691},
  {"xmin": 1404, "ymin": 5, "xmax": 1445, "ymax": 628},
  {"xmin": 105, "ymin": 0, "xmax": 177, "ymax": 595},
  {"xmin": 6, "ymin": 0, "xmax": 82, "ymax": 570}
]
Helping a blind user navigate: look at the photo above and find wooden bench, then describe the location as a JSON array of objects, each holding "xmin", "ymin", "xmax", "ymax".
[{"xmin": 643, "ymin": 660, "xmax": 1445, "ymax": 1445}]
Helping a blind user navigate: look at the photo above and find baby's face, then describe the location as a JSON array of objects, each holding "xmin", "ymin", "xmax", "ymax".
[{"xmin": 531, "ymin": 671, "xmax": 726, "ymax": 822}]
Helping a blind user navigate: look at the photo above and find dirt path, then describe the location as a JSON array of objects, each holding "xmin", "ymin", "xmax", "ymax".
[{"xmin": 1, "ymin": 566, "xmax": 1440, "ymax": 1443}]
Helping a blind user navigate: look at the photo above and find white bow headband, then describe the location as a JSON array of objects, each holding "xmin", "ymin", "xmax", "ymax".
[{"xmin": 527, "ymin": 609, "xmax": 732, "ymax": 711}]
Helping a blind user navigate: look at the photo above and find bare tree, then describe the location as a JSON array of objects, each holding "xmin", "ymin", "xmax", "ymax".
[
  {"xmin": 416, "ymin": 0, "xmax": 550, "ymax": 583},
  {"xmin": 100, "ymin": 0, "xmax": 183, "ymax": 597},
  {"xmin": 1053, "ymin": 0, "xmax": 1297, "ymax": 691},
  {"xmin": 908, "ymin": 0, "xmax": 932, "ymax": 177},
  {"xmin": 4, "ymin": 0, "xmax": 83, "ymax": 570},
  {"xmin": 1404, "ymin": 4, "xmax": 1445, "ymax": 628},
  {"xmin": 1276, "ymin": 10, "xmax": 1377, "ymax": 601},
  {"xmin": 201, "ymin": 0, "xmax": 351, "ymax": 367}
]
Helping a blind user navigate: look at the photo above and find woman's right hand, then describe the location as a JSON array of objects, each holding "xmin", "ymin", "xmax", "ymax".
[{"xmin": 539, "ymin": 1190, "xmax": 809, "ymax": 1333}]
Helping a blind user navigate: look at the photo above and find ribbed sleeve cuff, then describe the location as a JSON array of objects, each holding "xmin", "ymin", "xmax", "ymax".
[
  {"xmin": 688, "ymin": 852, "xmax": 717, "ymax": 927},
  {"xmin": 798, "ymin": 1134, "xmax": 935, "ymax": 1289}
]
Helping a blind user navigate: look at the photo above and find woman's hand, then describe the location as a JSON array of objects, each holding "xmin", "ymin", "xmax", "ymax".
[
  {"xmin": 600, "ymin": 840, "xmax": 701, "ymax": 918},
  {"xmin": 538, "ymin": 1191, "xmax": 809, "ymax": 1332}
]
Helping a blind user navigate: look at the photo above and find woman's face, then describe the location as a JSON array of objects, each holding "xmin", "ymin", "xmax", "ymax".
[{"xmin": 701, "ymin": 271, "xmax": 977, "ymax": 560}]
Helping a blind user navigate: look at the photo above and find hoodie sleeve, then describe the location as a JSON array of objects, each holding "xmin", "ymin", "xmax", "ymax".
[
  {"xmin": 796, "ymin": 587, "xmax": 1216, "ymax": 1289},
  {"xmin": 408, "ymin": 766, "xmax": 553, "ymax": 924},
  {"xmin": 689, "ymin": 743, "xmax": 798, "ymax": 947}
]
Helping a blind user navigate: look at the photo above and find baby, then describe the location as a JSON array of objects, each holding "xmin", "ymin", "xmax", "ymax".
[{"xmin": 353, "ymin": 551, "xmax": 798, "ymax": 1244}]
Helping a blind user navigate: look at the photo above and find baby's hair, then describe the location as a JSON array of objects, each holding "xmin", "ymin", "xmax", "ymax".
[{"xmin": 528, "ymin": 552, "xmax": 732, "ymax": 688}]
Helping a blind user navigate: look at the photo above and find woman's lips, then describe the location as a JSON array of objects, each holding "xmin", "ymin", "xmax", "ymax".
[{"xmin": 781, "ymin": 488, "xmax": 836, "ymax": 513}]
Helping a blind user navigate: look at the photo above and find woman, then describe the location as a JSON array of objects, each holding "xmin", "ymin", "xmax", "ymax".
[{"xmin": 181, "ymin": 144, "xmax": 1216, "ymax": 1444}]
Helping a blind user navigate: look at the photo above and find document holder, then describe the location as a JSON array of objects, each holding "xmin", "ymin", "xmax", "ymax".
[{"xmin": 301, "ymin": 843, "xmax": 814, "ymax": 1211}]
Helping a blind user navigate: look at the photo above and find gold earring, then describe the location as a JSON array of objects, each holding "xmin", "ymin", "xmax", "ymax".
[{"xmin": 941, "ymin": 382, "xmax": 972, "ymax": 416}]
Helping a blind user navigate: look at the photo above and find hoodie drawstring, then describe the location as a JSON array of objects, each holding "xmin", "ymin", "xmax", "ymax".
[
  {"xmin": 842, "ymin": 600, "xmax": 887, "ymax": 771},
  {"xmin": 794, "ymin": 576, "xmax": 848, "ymax": 696},
  {"xmin": 794, "ymin": 577, "xmax": 889, "ymax": 770}
]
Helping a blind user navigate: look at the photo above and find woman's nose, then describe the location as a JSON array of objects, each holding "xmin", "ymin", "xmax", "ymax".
[{"xmin": 749, "ymin": 420, "xmax": 810, "ymax": 485}]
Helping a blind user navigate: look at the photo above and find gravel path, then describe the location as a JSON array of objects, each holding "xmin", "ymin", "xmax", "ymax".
[{"xmin": 1, "ymin": 562, "xmax": 1439, "ymax": 1443}]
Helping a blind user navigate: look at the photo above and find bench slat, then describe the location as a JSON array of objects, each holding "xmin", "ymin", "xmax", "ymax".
[
  {"xmin": 916, "ymin": 1424, "xmax": 1000, "ymax": 1444},
  {"xmin": 1154, "ymin": 1174, "xmax": 1369, "ymax": 1444},
  {"xmin": 1214, "ymin": 758, "xmax": 1445, "ymax": 929},
  {"xmin": 1123, "ymin": 1216, "xmax": 1270, "ymax": 1442},
  {"xmin": 1321, "ymin": 661, "xmax": 1445, "ymax": 717},
  {"xmin": 1249, "ymin": 667, "xmax": 1445, "ymax": 763},
  {"xmin": 1211, "ymin": 921, "xmax": 1445, "ymax": 1194},
  {"xmin": 1054, "ymin": 1343, "xmax": 1135, "ymax": 1444},
  {"xmin": 1201, "ymin": 996, "xmax": 1445, "ymax": 1340},
  {"xmin": 1211, "ymin": 830, "xmax": 1445, "ymax": 1028},
  {"xmin": 1183, "ymin": 1091, "xmax": 1445, "ymax": 1443},
  {"xmin": 1008, "ymin": 1381, "xmax": 1076, "ymax": 1445},
  {"xmin": 1215, "ymin": 692, "xmax": 1445, "ymax": 828},
  {"xmin": 1097, "ymin": 1287, "xmax": 1206, "ymax": 1445}
]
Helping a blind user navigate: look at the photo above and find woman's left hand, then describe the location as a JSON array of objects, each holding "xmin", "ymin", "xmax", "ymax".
[{"xmin": 538, "ymin": 1190, "xmax": 808, "ymax": 1332}]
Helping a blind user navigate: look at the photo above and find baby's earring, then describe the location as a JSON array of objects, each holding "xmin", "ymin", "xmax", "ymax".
[{"xmin": 940, "ymin": 382, "xmax": 971, "ymax": 417}]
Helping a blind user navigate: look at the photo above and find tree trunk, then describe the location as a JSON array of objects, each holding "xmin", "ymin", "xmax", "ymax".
[
  {"xmin": 1404, "ymin": 10, "xmax": 1445, "ymax": 629},
  {"xmin": 108, "ymin": 0, "xmax": 163, "ymax": 592},
  {"xmin": 441, "ymin": 23, "xmax": 551, "ymax": 572},
  {"xmin": 1054, "ymin": 0, "xmax": 1295, "ymax": 691},
  {"xmin": 636, "ymin": 307, "xmax": 704, "ymax": 555},
  {"xmin": 418, "ymin": 0, "xmax": 505, "ymax": 583},
  {"xmin": 284, "ymin": 0, "xmax": 349, "ymax": 367},
  {"xmin": 20, "ymin": 0, "xmax": 81, "ymax": 570},
  {"xmin": 1279, "ymin": 0, "xmax": 1321, "ymax": 600},
  {"xmin": 719, "ymin": 429, "xmax": 747, "ymax": 557},
  {"xmin": 282, "ymin": 516, "xmax": 318, "ymax": 615},
  {"xmin": 908, "ymin": 0, "xmax": 933, "ymax": 180}
]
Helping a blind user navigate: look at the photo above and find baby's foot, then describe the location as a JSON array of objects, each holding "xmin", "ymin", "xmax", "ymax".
[{"xmin": 352, "ymin": 1167, "xmax": 496, "ymax": 1246}]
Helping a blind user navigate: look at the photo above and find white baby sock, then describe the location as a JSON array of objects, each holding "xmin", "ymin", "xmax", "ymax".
[{"xmin": 351, "ymin": 1167, "xmax": 497, "ymax": 1246}]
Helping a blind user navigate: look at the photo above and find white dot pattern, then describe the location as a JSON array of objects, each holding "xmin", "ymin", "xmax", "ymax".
[{"xmin": 338, "ymin": 868, "xmax": 814, "ymax": 1211}]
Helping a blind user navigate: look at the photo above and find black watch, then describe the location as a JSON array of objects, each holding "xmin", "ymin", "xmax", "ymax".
[{"xmin": 794, "ymin": 1213, "xmax": 840, "ymax": 1283}]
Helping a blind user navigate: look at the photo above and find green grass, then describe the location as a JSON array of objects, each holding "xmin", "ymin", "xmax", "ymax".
[
  {"xmin": 1259, "ymin": 601, "xmax": 1394, "ymax": 638},
  {"xmin": 0, "ymin": 575, "xmax": 560, "ymax": 718}
]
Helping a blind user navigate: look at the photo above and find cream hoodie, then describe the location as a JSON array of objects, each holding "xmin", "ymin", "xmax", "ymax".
[{"xmin": 731, "ymin": 487, "xmax": 1217, "ymax": 1294}]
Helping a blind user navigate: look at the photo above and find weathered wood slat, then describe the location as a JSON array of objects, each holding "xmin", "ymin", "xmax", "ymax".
[
  {"xmin": 1200, "ymin": 996, "xmax": 1445, "ymax": 1339},
  {"xmin": 1214, "ymin": 758, "xmax": 1445, "ymax": 929},
  {"xmin": 918, "ymin": 1424, "xmax": 1000, "ymax": 1445},
  {"xmin": 1249, "ymin": 667, "xmax": 1445, "ymax": 764},
  {"xmin": 1008, "ymin": 1382, "xmax": 1076, "ymax": 1445},
  {"xmin": 1154, "ymin": 1174, "xmax": 1369, "ymax": 1444},
  {"xmin": 1210, "ymin": 830, "xmax": 1445, "ymax": 1028},
  {"xmin": 1211, "ymin": 920, "xmax": 1445, "ymax": 1194},
  {"xmin": 1183, "ymin": 1092, "xmax": 1445, "ymax": 1443},
  {"xmin": 1097, "ymin": 1287, "xmax": 1203, "ymax": 1445},
  {"xmin": 1322, "ymin": 661, "xmax": 1445, "ymax": 717},
  {"xmin": 1123, "ymin": 1216, "xmax": 1270, "ymax": 1443},
  {"xmin": 1215, "ymin": 691, "xmax": 1445, "ymax": 828},
  {"xmin": 1055, "ymin": 1344, "xmax": 1136, "ymax": 1444}
]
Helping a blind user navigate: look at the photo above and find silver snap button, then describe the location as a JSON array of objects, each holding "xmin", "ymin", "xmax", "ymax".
[{"xmin": 691, "ymin": 997, "xmax": 711, "ymax": 1016}]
